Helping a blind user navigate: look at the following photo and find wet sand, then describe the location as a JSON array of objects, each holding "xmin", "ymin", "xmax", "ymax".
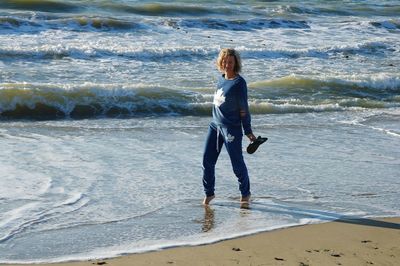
[{"xmin": 4, "ymin": 217, "xmax": 399, "ymax": 266}]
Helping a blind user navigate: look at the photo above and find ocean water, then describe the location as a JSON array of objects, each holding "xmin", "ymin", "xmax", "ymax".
[{"xmin": 0, "ymin": 0, "xmax": 399, "ymax": 263}]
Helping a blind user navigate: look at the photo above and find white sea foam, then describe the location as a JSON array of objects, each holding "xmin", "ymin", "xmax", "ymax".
[
  {"xmin": 0, "ymin": 166, "xmax": 52, "ymax": 200},
  {"xmin": 1, "ymin": 113, "xmax": 400, "ymax": 262},
  {"xmin": 365, "ymin": 125, "xmax": 400, "ymax": 138},
  {"xmin": 0, "ymin": 212, "xmax": 326, "ymax": 264}
]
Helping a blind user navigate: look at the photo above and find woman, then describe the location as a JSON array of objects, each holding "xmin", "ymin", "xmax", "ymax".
[{"xmin": 202, "ymin": 48, "xmax": 256, "ymax": 205}]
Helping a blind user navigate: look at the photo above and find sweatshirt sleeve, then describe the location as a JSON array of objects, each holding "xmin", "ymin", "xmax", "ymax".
[{"xmin": 237, "ymin": 79, "xmax": 253, "ymax": 135}]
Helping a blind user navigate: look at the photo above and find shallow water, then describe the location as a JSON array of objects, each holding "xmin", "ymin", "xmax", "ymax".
[{"xmin": 1, "ymin": 110, "xmax": 399, "ymax": 262}]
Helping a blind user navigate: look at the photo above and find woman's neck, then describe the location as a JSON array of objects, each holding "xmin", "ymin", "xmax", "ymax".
[{"xmin": 225, "ymin": 72, "xmax": 237, "ymax": 80}]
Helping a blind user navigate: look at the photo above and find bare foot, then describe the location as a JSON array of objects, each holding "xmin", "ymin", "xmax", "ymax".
[
  {"xmin": 203, "ymin": 195, "xmax": 215, "ymax": 205},
  {"xmin": 240, "ymin": 194, "xmax": 251, "ymax": 203},
  {"xmin": 240, "ymin": 195, "xmax": 251, "ymax": 208}
]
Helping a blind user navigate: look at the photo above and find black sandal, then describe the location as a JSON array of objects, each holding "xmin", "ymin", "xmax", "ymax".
[{"xmin": 246, "ymin": 136, "xmax": 268, "ymax": 154}]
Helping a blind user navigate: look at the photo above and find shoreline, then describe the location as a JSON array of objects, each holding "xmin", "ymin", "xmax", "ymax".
[{"xmin": 3, "ymin": 217, "xmax": 399, "ymax": 266}]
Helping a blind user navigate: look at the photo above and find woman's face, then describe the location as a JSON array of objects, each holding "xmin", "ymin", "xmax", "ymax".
[{"xmin": 222, "ymin": 55, "xmax": 236, "ymax": 73}]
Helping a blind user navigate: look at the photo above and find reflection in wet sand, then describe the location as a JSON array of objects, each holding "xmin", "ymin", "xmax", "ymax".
[{"xmin": 202, "ymin": 206, "xmax": 215, "ymax": 232}]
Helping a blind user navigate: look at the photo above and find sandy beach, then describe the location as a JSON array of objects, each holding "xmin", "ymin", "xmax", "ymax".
[{"xmin": 4, "ymin": 217, "xmax": 399, "ymax": 266}]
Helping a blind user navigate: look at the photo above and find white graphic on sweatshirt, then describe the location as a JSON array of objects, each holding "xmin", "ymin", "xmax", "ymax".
[
  {"xmin": 213, "ymin": 88, "xmax": 225, "ymax": 107},
  {"xmin": 227, "ymin": 133, "xmax": 235, "ymax": 143}
]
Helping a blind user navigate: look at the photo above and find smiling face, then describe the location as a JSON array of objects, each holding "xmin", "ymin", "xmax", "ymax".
[
  {"xmin": 222, "ymin": 55, "xmax": 236, "ymax": 74},
  {"xmin": 222, "ymin": 55, "xmax": 237, "ymax": 78}
]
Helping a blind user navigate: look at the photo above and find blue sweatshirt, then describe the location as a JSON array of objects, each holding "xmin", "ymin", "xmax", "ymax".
[{"xmin": 211, "ymin": 74, "xmax": 252, "ymax": 135}]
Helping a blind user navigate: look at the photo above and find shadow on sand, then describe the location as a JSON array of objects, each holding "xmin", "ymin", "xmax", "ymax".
[{"xmin": 207, "ymin": 199, "xmax": 400, "ymax": 231}]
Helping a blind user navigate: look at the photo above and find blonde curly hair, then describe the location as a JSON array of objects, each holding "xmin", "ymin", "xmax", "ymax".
[{"xmin": 216, "ymin": 48, "xmax": 242, "ymax": 74}]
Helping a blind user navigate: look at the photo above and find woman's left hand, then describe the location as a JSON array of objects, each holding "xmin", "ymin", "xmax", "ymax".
[{"xmin": 246, "ymin": 133, "xmax": 257, "ymax": 142}]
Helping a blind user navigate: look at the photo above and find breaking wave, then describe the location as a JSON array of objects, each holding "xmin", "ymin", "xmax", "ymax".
[
  {"xmin": 280, "ymin": 4, "xmax": 400, "ymax": 17},
  {"xmin": 370, "ymin": 19, "xmax": 400, "ymax": 30},
  {"xmin": 0, "ymin": 41, "xmax": 393, "ymax": 62},
  {"xmin": 1, "ymin": 75, "xmax": 399, "ymax": 120},
  {"xmin": 0, "ymin": 14, "xmax": 309, "ymax": 33},
  {"xmin": 0, "ymin": 15, "xmax": 146, "ymax": 32},
  {"xmin": 171, "ymin": 18, "xmax": 309, "ymax": 31},
  {"xmin": 101, "ymin": 2, "xmax": 231, "ymax": 17}
]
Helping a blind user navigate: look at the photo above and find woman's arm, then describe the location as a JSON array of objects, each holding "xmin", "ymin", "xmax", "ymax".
[{"xmin": 238, "ymin": 79, "xmax": 255, "ymax": 141}]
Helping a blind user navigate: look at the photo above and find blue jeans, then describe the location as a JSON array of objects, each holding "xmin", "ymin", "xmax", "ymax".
[{"xmin": 202, "ymin": 124, "xmax": 251, "ymax": 197}]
